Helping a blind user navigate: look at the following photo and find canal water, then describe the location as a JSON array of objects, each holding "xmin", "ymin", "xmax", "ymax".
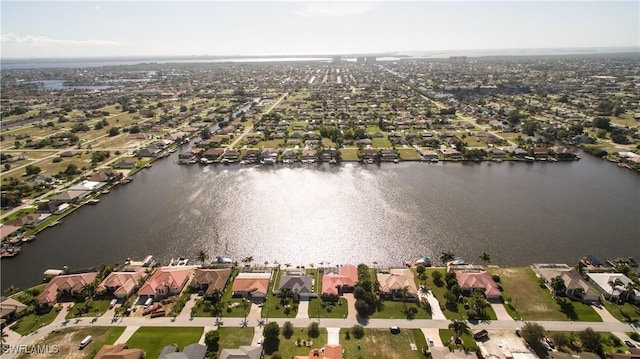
[{"xmin": 2, "ymin": 152, "xmax": 639, "ymax": 291}]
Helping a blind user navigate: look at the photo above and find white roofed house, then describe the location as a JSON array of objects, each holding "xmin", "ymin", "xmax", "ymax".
[
  {"xmin": 532, "ymin": 264, "xmax": 600, "ymax": 303},
  {"xmin": 587, "ymin": 272, "xmax": 639, "ymax": 302}
]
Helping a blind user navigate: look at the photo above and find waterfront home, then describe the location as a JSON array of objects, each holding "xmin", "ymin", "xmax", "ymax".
[
  {"xmin": 1, "ymin": 297, "xmax": 28, "ymax": 325},
  {"xmin": 441, "ymin": 147, "xmax": 463, "ymax": 159},
  {"xmin": 487, "ymin": 148, "xmax": 507, "ymax": 158},
  {"xmin": 532, "ymin": 147, "xmax": 550, "ymax": 158},
  {"xmin": 69, "ymin": 180, "xmax": 107, "ymax": 193},
  {"xmin": 322, "ymin": 265, "xmax": 358, "ymax": 296},
  {"xmin": 278, "ymin": 269, "xmax": 314, "ymax": 298},
  {"xmin": 0, "ymin": 225, "xmax": 21, "ymax": 240},
  {"xmin": 114, "ymin": 158, "xmax": 137, "ymax": 169},
  {"xmin": 241, "ymin": 149, "xmax": 260, "ymax": 162},
  {"xmin": 359, "ymin": 148, "xmax": 379, "ymax": 161},
  {"xmin": 89, "ymin": 171, "xmax": 123, "ymax": 183},
  {"xmin": 190, "ymin": 268, "xmax": 231, "ymax": 298},
  {"xmin": 159, "ymin": 343, "xmax": 206, "ymax": 359},
  {"xmin": 96, "ymin": 270, "xmax": 146, "ymax": 298},
  {"xmin": 301, "ymin": 149, "xmax": 318, "ymax": 161},
  {"xmin": 231, "ymin": 272, "xmax": 271, "ymax": 302},
  {"xmin": 5, "ymin": 213, "xmax": 50, "ymax": 228},
  {"xmin": 94, "ymin": 344, "xmax": 144, "ymax": 359},
  {"xmin": 380, "ymin": 149, "xmax": 399, "ymax": 161},
  {"xmin": 282, "ymin": 148, "xmax": 299, "ymax": 161},
  {"xmin": 220, "ymin": 345, "xmax": 262, "ymax": 359},
  {"xmin": 551, "ymin": 145, "xmax": 577, "ymax": 160},
  {"xmin": 293, "ymin": 344, "xmax": 343, "ymax": 359},
  {"xmin": 137, "ymin": 145, "xmax": 162, "ymax": 158},
  {"xmin": 377, "ymin": 268, "xmax": 418, "ymax": 299},
  {"xmin": 137, "ymin": 267, "xmax": 191, "ymax": 300},
  {"xmin": 222, "ymin": 149, "xmax": 241, "ymax": 162},
  {"xmin": 455, "ymin": 271, "xmax": 501, "ymax": 300},
  {"xmin": 38, "ymin": 272, "xmax": 98, "ymax": 306},
  {"xmin": 532, "ymin": 264, "xmax": 600, "ymax": 302},
  {"xmin": 261, "ymin": 148, "xmax": 279, "ymax": 161},
  {"xmin": 587, "ymin": 272, "xmax": 639, "ymax": 301},
  {"xmin": 419, "ymin": 149, "xmax": 439, "ymax": 160},
  {"xmin": 49, "ymin": 190, "xmax": 91, "ymax": 205},
  {"xmin": 203, "ymin": 148, "xmax": 224, "ymax": 160}
]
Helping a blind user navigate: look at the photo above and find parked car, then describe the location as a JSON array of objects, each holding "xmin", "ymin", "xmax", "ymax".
[
  {"xmin": 390, "ymin": 326, "xmax": 400, "ymax": 334},
  {"xmin": 625, "ymin": 340, "xmax": 636, "ymax": 348},
  {"xmin": 473, "ymin": 330, "xmax": 489, "ymax": 340},
  {"xmin": 109, "ymin": 299, "xmax": 117, "ymax": 309}
]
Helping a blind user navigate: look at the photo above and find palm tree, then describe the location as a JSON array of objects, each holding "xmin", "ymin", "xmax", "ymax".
[
  {"xmin": 550, "ymin": 276, "xmax": 566, "ymax": 297},
  {"xmin": 3, "ymin": 285, "xmax": 19, "ymax": 296},
  {"xmin": 242, "ymin": 256, "xmax": 254, "ymax": 267},
  {"xmin": 196, "ymin": 250, "xmax": 209, "ymax": 266},
  {"xmin": 623, "ymin": 281, "xmax": 638, "ymax": 302},
  {"xmin": 608, "ymin": 278, "xmax": 624, "ymax": 302},
  {"xmin": 399, "ymin": 285, "xmax": 410, "ymax": 310},
  {"xmin": 479, "ymin": 252, "xmax": 491, "ymax": 265},
  {"xmin": 440, "ymin": 251, "xmax": 455, "ymax": 265},
  {"xmin": 448, "ymin": 320, "xmax": 471, "ymax": 343}
]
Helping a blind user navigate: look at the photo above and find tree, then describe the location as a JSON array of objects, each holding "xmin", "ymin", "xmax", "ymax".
[
  {"xmin": 448, "ymin": 320, "xmax": 471, "ymax": 343},
  {"xmin": 550, "ymin": 276, "xmax": 566, "ymax": 297},
  {"xmin": 520, "ymin": 322, "xmax": 545, "ymax": 346},
  {"xmin": 263, "ymin": 322, "xmax": 280, "ymax": 354},
  {"xmin": 479, "ymin": 252, "xmax": 491, "ymax": 265},
  {"xmin": 399, "ymin": 285, "xmax": 410, "ymax": 310},
  {"xmin": 608, "ymin": 278, "xmax": 624, "ymax": 301},
  {"xmin": 351, "ymin": 324, "xmax": 365, "ymax": 339},
  {"xmin": 592, "ymin": 117, "xmax": 611, "ymax": 130},
  {"xmin": 64, "ymin": 163, "xmax": 79, "ymax": 176},
  {"xmin": 624, "ymin": 281, "xmax": 638, "ymax": 302},
  {"xmin": 204, "ymin": 330, "xmax": 220, "ymax": 352},
  {"xmin": 354, "ymin": 299, "xmax": 370, "ymax": 318},
  {"xmin": 578, "ymin": 328, "xmax": 602, "ymax": 354},
  {"xmin": 242, "ymin": 256, "xmax": 254, "ymax": 266},
  {"xmin": 201, "ymin": 127, "xmax": 212, "ymax": 140},
  {"xmin": 440, "ymin": 251, "xmax": 455, "ymax": 265},
  {"xmin": 25, "ymin": 165, "xmax": 41, "ymax": 176},
  {"xmin": 307, "ymin": 321, "xmax": 320, "ymax": 338},
  {"xmin": 108, "ymin": 127, "xmax": 120, "ymax": 137},
  {"xmin": 271, "ymin": 353, "xmax": 282, "ymax": 359},
  {"xmin": 196, "ymin": 250, "xmax": 209, "ymax": 265},
  {"xmin": 282, "ymin": 321, "xmax": 294, "ymax": 339}
]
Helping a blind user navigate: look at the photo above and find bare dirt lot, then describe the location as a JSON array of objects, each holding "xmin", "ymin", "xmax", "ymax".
[{"xmin": 477, "ymin": 330, "xmax": 532, "ymax": 359}]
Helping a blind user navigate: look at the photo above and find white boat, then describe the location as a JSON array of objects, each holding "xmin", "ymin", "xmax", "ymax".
[
  {"xmin": 200, "ymin": 158, "xmax": 213, "ymax": 165},
  {"xmin": 260, "ymin": 158, "xmax": 276, "ymax": 165},
  {"xmin": 216, "ymin": 256, "xmax": 233, "ymax": 264}
]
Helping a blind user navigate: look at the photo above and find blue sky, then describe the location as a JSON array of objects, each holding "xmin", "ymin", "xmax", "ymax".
[{"xmin": 1, "ymin": 1, "xmax": 638, "ymax": 58}]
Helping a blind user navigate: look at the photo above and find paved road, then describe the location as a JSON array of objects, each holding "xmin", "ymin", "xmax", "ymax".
[{"xmin": 227, "ymin": 92, "xmax": 288, "ymax": 149}]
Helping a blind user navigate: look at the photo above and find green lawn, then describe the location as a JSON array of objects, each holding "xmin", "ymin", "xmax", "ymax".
[
  {"xmin": 370, "ymin": 300, "xmax": 431, "ymax": 319},
  {"xmin": 340, "ymin": 148, "xmax": 359, "ymax": 161},
  {"xmin": 262, "ymin": 293, "xmax": 298, "ymax": 318},
  {"xmin": 602, "ymin": 301, "xmax": 640, "ymax": 323},
  {"xmin": 307, "ymin": 297, "xmax": 349, "ymax": 318},
  {"xmin": 66, "ymin": 297, "xmax": 113, "ymax": 319},
  {"xmin": 371, "ymin": 138, "xmax": 392, "ymax": 147},
  {"xmin": 341, "ymin": 328, "xmax": 426, "ymax": 359},
  {"xmin": 488, "ymin": 267, "xmax": 601, "ymax": 321},
  {"xmin": 257, "ymin": 139, "xmax": 284, "ymax": 148},
  {"xmin": 10, "ymin": 307, "xmax": 59, "ymax": 336},
  {"xmin": 126, "ymin": 326, "xmax": 203, "ymax": 359},
  {"xmin": 397, "ymin": 148, "xmax": 421, "ymax": 160},
  {"xmin": 216, "ymin": 327, "xmax": 255, "ymax": 355},
  {"xmin": 192, "ymin": 269, "xmax": 251, "ymax": 318},
  {"xmin": 267, "ymin": 327, "xmax": 327, "ymax": 359}
]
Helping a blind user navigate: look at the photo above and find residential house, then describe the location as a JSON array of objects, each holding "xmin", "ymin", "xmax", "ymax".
[
  {"xmin": 114, "ymin": 158, "xmax": 137, "ymax": 169},
  {"xmin": 441, "ymin": 148, "xmax": 463, "ymax": 159},
  {"xmin": 419, "ymin": 149, "xmax": 439, "ymax": 160},
  {"xmin": 137, "ymin": 267, "xmax": 191, "ymax": 300},
  {"xmin": 219, "ymin": 345, "xmax": 263, "ymax": 359},
  {"xmin": 301, "ymin": 149, "xmax": 317, "ymax": 161},
  {"xmin": 137, "ymin": 145, "xmax": 162, "ymax": 158},
  {"xmin": 49, "ymin": 190, "xmax": 91, "ymax": 205},
  {"xmin": 532, "ymin": 264, "xmax": 600, "ymax": 302},
  {"xmin": 377, "ymin": 268, "xmax": 418, "ymax": 298},
  {"xmin": 5, "ymin": 213, "xmax": 50, "ymax": 228},
  {"xmin": 158, "ymin": 343, "xmax": 207, "ymax": 359},
  {"xmin": 278, "ymin": 270, "xmax": 314, "ymax": 298},
  {"xmin": 94, "ymin": 344, "xmax": 144, "ymax": 359},
  {"xmin": 360, "ymin": 148, "xmax": 379, "ymax": 161},
  {"xmin": 38, "ymin": 272, "xmax": 98, "ymax": 306},
  {"xmin": 293, "ymin": 344, "xmax": 343, "ymax": 359},
  {"xmin": 190, "ymin": 268, "xmax": 232, "ymax": 298},
  {"xmin": 1, "ymin": 297, "xmax": 28, "ymax": 324},
  {"xmin": 0, "ymin": 225, "xmax": 21, "ymax": 240},
  {"xmin": 203, "ymin": 148, "xmax": 225, "ymax": 160},
  {"xmin": 96, "ymin": 270, "xmax": 146, "ymax": 298},
  {"xmin": 223, "ymin": 149, "xmax": 241, "ymax": 162},
  {"xmin": 231, "ymin": 272, "xmax": 271, "ymax": 302},
  {"xmin": 587, "ymin": 272, "xmax": 639, "ymax": 301},
  {"xmin": 322, "ymin": 265, "xmax": 358, "ymax": 296},
  {"xmin": 487, "ymin": 148, "xmax": 507, "ymax": 158},
  {"xmin": 380, "ymin": 149, "xmax": 398, "ymax": 161},
  {"xmin": 532, "ymin": 147, "xmax": 549, "ymax": 158},
  {"xmin": 551, "ymin": 145, "xmax": 577, "ymax": 160},
  {"xmin": 455, "ymin": 271, "xmax": 501, "ymax": 300}
]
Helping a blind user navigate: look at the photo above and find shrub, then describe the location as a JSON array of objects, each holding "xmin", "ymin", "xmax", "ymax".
[
  {"xmin": 307, "ymin": 321, "xmax": 320, "ymax": 338},
  {"xmin": 352, "ymin": 324, "xmax": 364, "ymax": 339}
]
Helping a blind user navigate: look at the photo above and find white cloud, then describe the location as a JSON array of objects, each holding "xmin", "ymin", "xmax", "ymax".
[
  {"xmin": 295, "ymin": 2, "xmax": 378, "ymax": 17},
  {"xmin": 95, "ymin": 5, "xmax": 102, "ymax": 11},
  {"xmin": 0, "ymin": 33, "xmax": 126, "ymax": 46}
]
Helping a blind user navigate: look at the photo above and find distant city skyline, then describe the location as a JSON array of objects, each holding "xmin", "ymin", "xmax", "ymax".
[{"xmin": 1, "ymin": 1, "xmax": 638, "ymax": 59}]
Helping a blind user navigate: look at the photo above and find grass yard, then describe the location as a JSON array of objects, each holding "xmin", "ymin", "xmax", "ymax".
[
  {"xmin": 66, "ymin": 298, "xmax": 113, "ymax": 319},
  {"xmin": 488, "ymin": 267, "xmax": 601, "ymax": 321},
  {"xmin": 342, "ymin": 328, "xmax": 425, "ymax": 359},
  {"xmin": 307, "ymin": 297, "xmax": 349, "ymax": 318},
  {"xmin": 266, "ymin": 327, "xmax": 327, "ymax": 359},
  {"xmin": 397, "ymin": 148, "xmax": 421, "ymax": 160},
  {"xmin": 602, "ymin": 301, "xmax": 640, "ymax": 323},
  {"xmin": 257, "ymin": 139, "xmax": 285, "ymax": 148},
  {"xmin": 340, "ymin": 148, "xmax": 359, "ymax": 161},
  {"xmin": 371, "ymin": 138, "xmax": 392, "ymax": 147},
  {"xmin": 262, "ymin": 293, "xmax": 299, "ymax": 318},
  {"xmin": 215, "ymin": 327, "xmax": 255, "ymax": 356},
  {"xmin": 370, "ymin": 300, "xmax": 431, "ymax": 319},
  {"xmin": 10, "ymin": 307, "xmax": 59, "ymax": 336},
  {"xmin": 126, "ymin": 326, "xmax": 203, "ymax": 359},
  {"xmin": 192, "ymin": 268, "xmax": 251, "ymax": 318}
]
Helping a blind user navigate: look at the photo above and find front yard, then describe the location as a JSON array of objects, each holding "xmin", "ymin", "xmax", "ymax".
[{"xmin": 126, "ymin": 326, "xmax": 203, "ymax": 359}]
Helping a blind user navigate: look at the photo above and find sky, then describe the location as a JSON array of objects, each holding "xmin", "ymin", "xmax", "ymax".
[{"xmin": 1, "ymin": 1, "xmax": 638, "ymax": 58}]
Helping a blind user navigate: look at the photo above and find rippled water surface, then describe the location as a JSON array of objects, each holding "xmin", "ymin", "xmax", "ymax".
[{"xmin": 2, "ymin": 153, "xmax": 639, "ymax": 290}]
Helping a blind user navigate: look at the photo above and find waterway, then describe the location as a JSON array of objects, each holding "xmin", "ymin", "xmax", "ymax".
[{"xmin": 2, "ymin": 152, "xmax": 639, "ymax": 291}]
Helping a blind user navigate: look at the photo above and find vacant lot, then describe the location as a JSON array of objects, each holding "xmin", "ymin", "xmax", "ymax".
[
  {"xmin": 16, "ymin": 326, "xmax": 125, "ymax": 359},
  {"xmin": 126, "ymin": 326, "xmax": 203, "ymax": 359}
]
